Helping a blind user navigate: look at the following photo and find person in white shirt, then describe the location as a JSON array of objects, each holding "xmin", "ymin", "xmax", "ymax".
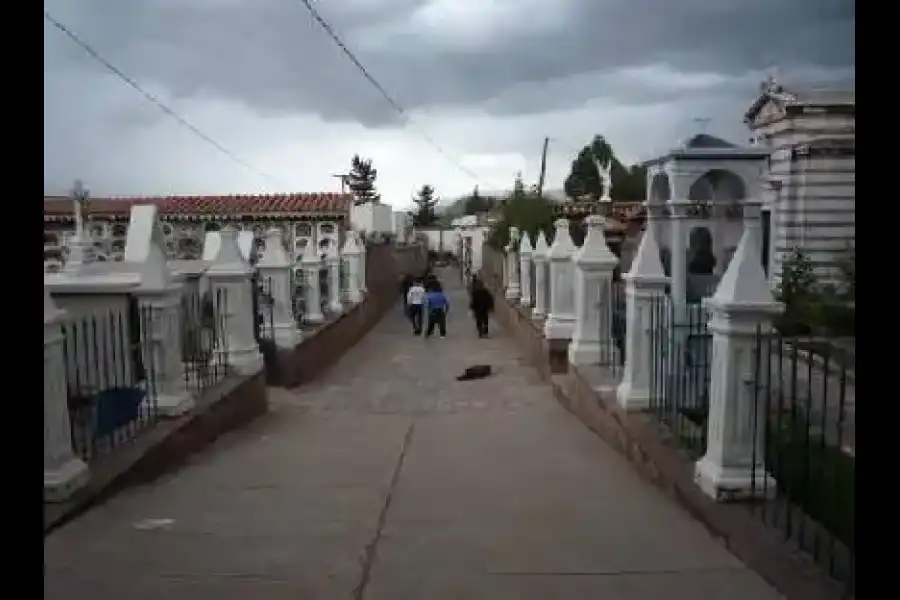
[{"xmin": 406, "ymin": 279, "xmax": 426, "ymax": 335}]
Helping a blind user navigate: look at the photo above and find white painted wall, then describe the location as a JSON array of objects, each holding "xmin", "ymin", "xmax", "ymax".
[{"xmin": 350, "ymin": 203, "xmax": 393, "ymax": 235}]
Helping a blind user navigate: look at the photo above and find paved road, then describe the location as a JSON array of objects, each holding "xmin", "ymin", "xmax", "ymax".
[{"xmin": 45, "ymin": 270, "xmax": 784, "ymax": 600}]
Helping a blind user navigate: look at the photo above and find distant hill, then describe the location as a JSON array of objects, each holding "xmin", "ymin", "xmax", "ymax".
[{"xmin": 438, "ymin": 188, "xmax": 568, "ymax": 217}]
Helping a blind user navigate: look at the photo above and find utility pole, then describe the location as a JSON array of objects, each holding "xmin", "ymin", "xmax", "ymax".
[
  {"xmin": 331, "ymin": 173, "xmax": 349, "ymax": 194},
  {"xmin": 536, "ymin": 137, "xmax": 549, "ymax": 198}
]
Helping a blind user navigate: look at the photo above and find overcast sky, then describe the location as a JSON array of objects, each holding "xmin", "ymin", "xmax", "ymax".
[{"xmin": 44, "ymin": 0, "xmax": 854, "ymax": 208}]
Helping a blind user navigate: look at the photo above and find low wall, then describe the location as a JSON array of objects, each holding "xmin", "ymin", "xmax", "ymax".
[
  {"xmin": 479, "ymin": 246, "xmax": 844, "ymax": 600},
  {"xmin": 45, "ymin": 371, "xmax": 267, "ymax": 534},
  {"xmin": 267, "ymin": 243, "xmax": 427, "ymax": 388}
]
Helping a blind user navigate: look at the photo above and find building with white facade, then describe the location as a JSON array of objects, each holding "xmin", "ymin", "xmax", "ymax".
[{"xmin": 44, "ymin": 193, "xmax": 352, "ymax": 271}]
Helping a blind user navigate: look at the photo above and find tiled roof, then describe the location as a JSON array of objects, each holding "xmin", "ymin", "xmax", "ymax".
[{"xmin": 44, "ymin": 193, "xmax": 352, "ymax": 219}]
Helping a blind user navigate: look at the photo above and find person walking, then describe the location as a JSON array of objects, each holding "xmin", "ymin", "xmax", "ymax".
[
  {"xmin": 400, "ymin": 273, "xmax": 413, "ymax": 315},
  {"xmin": 469, "ymin": 277, "xmax": 494, "ymax": 338},
  {"xmin": 424, "ymin": 280, "xmax": 449, "ymax": 338},
  {"xmin": 406, "ymin": 278, "xmax": 426, "ymax": 335}
]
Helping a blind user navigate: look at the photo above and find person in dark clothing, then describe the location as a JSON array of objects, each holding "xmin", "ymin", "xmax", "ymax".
[
  {"xmin": 424, "ymin": 280, "xmax": 449, "ymax": 338},
  {"xmin": 469, "ymin": 277, "xmax": 494, "ymax": 338},
  {"xmin": 400, "ymin": 274, "xmax": 413, "ymax": 313}
]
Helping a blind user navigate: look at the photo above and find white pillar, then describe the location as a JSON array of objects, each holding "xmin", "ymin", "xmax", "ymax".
[
  {"xmin": 204, "ymin": 226, "xmax": 264, "ymax": 375},
  {"xmin": 134, "ymin": 287, "xmax": 195, "ymax": 416},
  {"xmin": 257, "ymin": 227, "xmax": 301, "ymax": 349},
  {"xmin": 531, "ymin": 230, "xmax": 550, "ymax": 319},
  {"xmin": 326, "ymin": 240, "xmax": 343, "ymax": 313},
  {"xmin": 569, "ymin": 215, "xmax": 619, "ymax": 365},
  {"xmin": 357, "ymin": 232, "xmax": 368, "ymax": 294},
  {"xmin": 617, "ymin": 222, "xmax": 670, "ymax": 410},
  {"xmin": 44, "ymin": 288, "xmax": 89, "ymax": 502},
  {"xmin": 669, "ymin": 200, "xmax": 688, "ymax": 306},
  {"xmin": 518, "ymin": 233, "xmax": 533, "ymax": 308},
  {"xmin": 301, "ymin": 236, "xmax": 325, "ymax": 323},
  {"xmin": 544, "ymin": 219, "xmax": 576, "ymax": 340},
  {"xmin": 695, "ymin": 204, "xmax": 782, "ymax": 501},
  {"xmin": 505, "ymin": 227, "xmax": 521, "ymax": 301},
  {"xmin": 341, "ymin": 233, "xmax": 363, "ymax": 304}
]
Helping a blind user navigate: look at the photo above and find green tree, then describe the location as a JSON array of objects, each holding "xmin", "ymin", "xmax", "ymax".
[
  {"xmin": 462, "ymin": 186, "xmax": 490, "ymax": 215},
  {"xmin": 488, "ymin": 175, "xmax": 555, "ymax": 249},
  {"xmin": 412, "ymin": 184, "xmax": 439, "ymax": 227},
  {"xmin": 347, "ymin": 155, "xmax": 380, "ymax": 205},
  {"xmin": 563, "ymin": 135, "xmax": 647, "ymax": 202}
]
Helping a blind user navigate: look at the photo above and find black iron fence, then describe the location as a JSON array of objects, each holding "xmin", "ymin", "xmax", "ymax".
[
  {"xmin": 251, "ymin": 273, "xmax": 275, "ymax": 343},
  {"xmin": 597, "ymin": 279, "xmax": 626, "ymax": 376},
  {"xmin": 340, "ymin": 258, "xmax": 351, "ymax": 304},
  {"xmin": 528, "ymin": 261, "xmax": 536, "ymax": 308},
  {"xmin": 181, "ymin": 287, "xmax": 229, "ymax": 397},
  {"xmin": 648, "ymin": 296, "xmax": 712, "ymax": 458},
  {"xmin": 747, "ymin": 331, "xmax": 855, "ymax": 597},
  {"xmin": 292, "ymin": 268, "xmax": 307, "ymax": 325},
  {"xmin": 62, "ymin": 301, "xmax": 159, "ymax": 463}
]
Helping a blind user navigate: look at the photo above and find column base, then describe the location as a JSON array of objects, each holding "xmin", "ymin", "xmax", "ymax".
[
  {"xmin": 531, "ymin": 308, "xmax": 545, "ymax": 321},
  {"xmin": 157, "ymin": 390, "xmax": 195, "ymax": 417},
  {"xmin": 348, "ymin": 291, "xmax": 363, "ymax": 304},
  {"xmin": 329, "ymin": 301, "xmax": 343, "ymax": 314},
  {"xmin": 306, "ymin": 311, "xmax": 325, "ymax": 324},
  {"xmin": 615, "ymin": 380, "xmax": 651, "ymax": 411},
  {"xmin": 44, "ymin": 457, "xmax": 89, "ymax": 503},
  {"xmin": 505, "ymin": 286, "xmax": 521, "ymax": 301},
  {"xmin": 228, "ymin": 347, "xmax": 264, "ymax": 376},
  {"xmin": 543, "ymin": 315, "xmax": 575, "ymax": 340},
  {"xmin": 273, "ymin": 324, "xmax": 302, "ymax": 349},
  {"xmin": 694, "ymin": 456, "xmax": 777, "ymax": 502},
  {"xmin": 568, "ymin": 339, "xmax": 600, "ymax": 366},
  {"xmin": 520, "ymin": 297, "xmax": 532, "ymax": 308}
]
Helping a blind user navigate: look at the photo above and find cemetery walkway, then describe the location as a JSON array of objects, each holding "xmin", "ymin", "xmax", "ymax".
[{"xmin": 44, "ymin": 270, "xmax": 784, "ymax": 600}]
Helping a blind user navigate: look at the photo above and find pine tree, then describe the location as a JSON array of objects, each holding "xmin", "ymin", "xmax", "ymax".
[
  {"xmin": 347, "ymin": 155, "xmax": 380, "ymax": 205},
  {"xmin": 412, "ymin": 184, "xmax": 438, "ymax": 227}
]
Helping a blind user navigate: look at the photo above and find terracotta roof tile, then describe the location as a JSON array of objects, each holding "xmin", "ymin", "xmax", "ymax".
[{"xmin": 44, "ymin": 193, "xmax": 352, "ymax": 218}]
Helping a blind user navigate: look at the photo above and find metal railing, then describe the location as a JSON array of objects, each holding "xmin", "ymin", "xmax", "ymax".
[
  {"xmin": 648, "ymin": 296, "xmax": 712, "ymax": 458},
  {"xmin": 747, "ymin": 330, "xmax": 855, "ymax": 597},
  {"xmin": 597, "ymin": 279, "xmax": 626, "ymax": 376},
  {"xmin": 180, "ymin": 287, "xmax": 229, "ymax": 397},
  {"xmin": 251, "ymin": 274, "xmax": 275, "ymax": 343},
  {"xmin": 61, "ymin": 302, "xmax": 159, "ymax": 463}
]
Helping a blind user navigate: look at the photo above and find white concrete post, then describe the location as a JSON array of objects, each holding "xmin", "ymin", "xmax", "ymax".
[
  {"xmin": 134, "ymin": 289, "xmax": 194, "ymax": 416},
  {"xmin": 505, "ymin": 227, "xmax": 521, "ymax": 302},
  {"xmin": 519, "ymin": 233, "xmax": 533, "ymax": 308},
  {"xmin": 124, "ymin": 204, "xmax": 193, "ymax": 416},
  {"xmin": 617, "ymin": 221, "xmax": 670, "ymax": 411},
  {"xmin": 44, "ymin": 287, "xmax": 89, "ymax": 502},
  {"xmin": 695, "ymin": 204, "xmax": 782, "ymax": 501},
  {"xmin": 301, "ymin": 236, "xmax": 325, "ymax": 323},
  {"xmin": 669, "ymin": 200, "xmax": 688, "ymax": 306},
  {"xmin": 531, "ymin": 230, "xmax": 550, "ymax": 319},
  {"xmin": 342, "ymin": 233, "xmax": 363, "ymax": 304},
  {"xmin": 569, "ymin": 215, "xmax": 619, "ymax": 366},
  {"xmin": 204, "ymin": 226, "xmax": 264, "ymax": 375},
  {"xmin": 357, "ymin": 232, "xmax": 368, "ymax": 294},
  {"xmin": 326, "ymin": 240, "xmax": 343, "ymax": 313},
  {"xmin": 544, "ymin": 219, "xmax": 577, "ymax": 340},
  {"xmin": 257, "ymin": 227, "xmax": 301, "ymax": 349}
]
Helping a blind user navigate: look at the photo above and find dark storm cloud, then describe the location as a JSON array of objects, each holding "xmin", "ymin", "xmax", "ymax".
[{"xmin": 44, "ymin": 0, "xmax": 854, "ymax": 127}]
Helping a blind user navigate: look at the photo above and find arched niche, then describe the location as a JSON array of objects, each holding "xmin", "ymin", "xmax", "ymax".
[{"xmin": 685, "ymin": 168, "xmax": 747, "ymax": 277}]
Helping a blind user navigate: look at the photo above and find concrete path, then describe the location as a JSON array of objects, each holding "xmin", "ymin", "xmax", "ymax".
[{"xmin": 44, "ymin": 269, "xmax": 784, "ymax": 600}]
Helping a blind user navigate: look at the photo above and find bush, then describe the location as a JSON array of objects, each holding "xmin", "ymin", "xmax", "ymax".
[{"xmin": 768, "ymin": 419, "xmax": 855, "ymax": 550}]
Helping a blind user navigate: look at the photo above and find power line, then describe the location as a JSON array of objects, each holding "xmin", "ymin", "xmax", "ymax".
[
  {"xmin": 296, "ymin": 0, "xmax": 481, "ymax": 183},
  {"xmin": 44, "ymin": 10, "xmax": 287, "ymax": 188}
]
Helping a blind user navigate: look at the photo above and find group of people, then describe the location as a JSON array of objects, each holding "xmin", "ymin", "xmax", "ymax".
[{"xmin": 400, "ymin": 270, "xmax": 495, "ymax": 339}]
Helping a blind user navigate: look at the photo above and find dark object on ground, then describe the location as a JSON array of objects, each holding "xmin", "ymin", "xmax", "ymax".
[{"xmin": 456, "ymin": 365, "xmax": 492, "ymax": 381}]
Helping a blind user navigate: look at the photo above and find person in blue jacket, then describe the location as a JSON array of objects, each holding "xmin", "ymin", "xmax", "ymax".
[{"xmin": 424, "ymin": 280, "xmax": 449, "ymax": 338}]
